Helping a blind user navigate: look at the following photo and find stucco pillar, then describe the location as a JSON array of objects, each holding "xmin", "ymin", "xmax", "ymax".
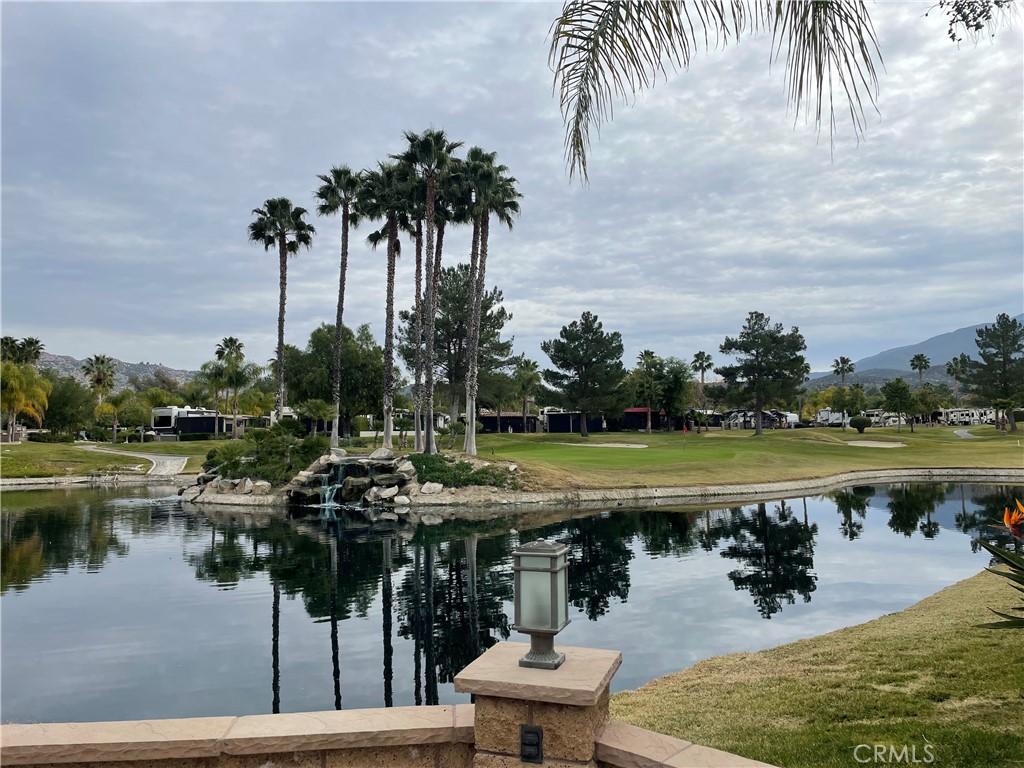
[{"xmin": 454, "ymin": 642, "xmax": 621, "ymax": 767}]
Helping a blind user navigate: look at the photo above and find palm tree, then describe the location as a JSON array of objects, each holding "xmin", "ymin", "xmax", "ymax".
[
  {"xmin": 831, "ymin": 356, "xmax": 854, "ymax": 387},
  {"xmin": 910, "ymin": 353, "xmax": 931, "ymax": 385},
  {"xmin": 1, "ymin": 361, "xmax": 51, "ymax": 442},
  {"xmin": 513, "ymin": 357, "xmax": 541, "ymax": 433},
  {"xmin": 463, "ymin": 149, "xmax": 521, "ymax": 456},
  {"xmin": 198, "ymin": 360, "xmax": 227, "ymax": 436},
  {"xmin": 359, "ymin": 163, "xmax": 408, "ymax": 450},
  {"xmin": 315, "ymin": 166, "xmax": 363, "ymax": 448},
  {"xmin": 17, "ymin": 338, "xmax": 44, "ymax": 366},
  {"xmin": 636, "ymin": 350, "xmax": 662, "ymax": 434},
  {"xmin": 81, "ymin": 354, "xmax": 116, "ymax": 403},
  {"xmin": 396, "ymin": 129, "xmax": 464, "ymax": 455},
  {"xmin": 296, "ymin": 398, "xmax": 334, "ymax": 439},
  {"xmin": 691, "ymin": 351, "xmax": 713, "ymax": 433},
  {"xmin": 0, "ymin": 337, "xmax": 18, "ymax": 363},
  {"xmin": 248, "ymin": 198, "xmax": 316, "ymax": 423},
  {"xmin": 216, "ymin": 337, "xmax": 244, "ymax": 363},
  {"xmin": 945, "ymin": 353, "xmax": 970, "ymax": 404}
]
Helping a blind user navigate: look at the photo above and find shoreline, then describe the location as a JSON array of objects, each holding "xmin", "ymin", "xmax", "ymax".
[{"xmin": 4, "ymin": 467, "xmax": 1020, "ymax": 512}]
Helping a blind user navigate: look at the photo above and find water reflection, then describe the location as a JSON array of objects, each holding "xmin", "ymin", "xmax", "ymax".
[{"xmin": 1, "ymin": 483, "xmax": 1021, "ymax": 722}]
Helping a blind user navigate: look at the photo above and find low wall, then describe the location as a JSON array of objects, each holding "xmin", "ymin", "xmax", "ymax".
[{"xmin": 1, "ymin": 706, "xmax": 475, "ymax": 768}]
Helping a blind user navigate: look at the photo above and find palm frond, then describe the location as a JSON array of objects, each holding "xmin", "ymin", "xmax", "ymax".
[{"xmin": 549, "ymin": 0, "xmax": 882, "ymax": 181}]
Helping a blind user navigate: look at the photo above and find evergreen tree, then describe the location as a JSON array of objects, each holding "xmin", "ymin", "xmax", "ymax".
[
  {"xmin": 541, "ymin": 311, "xmax": 625, "ymax": 437},
  {"xmin": 965, "ymin": 313, "xmax": 1024, "ymax": 432}
]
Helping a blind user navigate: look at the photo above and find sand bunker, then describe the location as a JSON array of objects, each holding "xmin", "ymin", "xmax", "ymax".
[
  {"xmin": 555, "ymin": 442, "xmax": 648, "ymax": 449},
  {"xmin": 848, "ymin": 440, "xmax": 906, "ymax": 448}
]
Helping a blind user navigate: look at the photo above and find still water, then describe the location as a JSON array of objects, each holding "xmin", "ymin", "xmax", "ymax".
[{"xmin": 1, "ymin": 483, "xmax": 1019, "ymax": 724}]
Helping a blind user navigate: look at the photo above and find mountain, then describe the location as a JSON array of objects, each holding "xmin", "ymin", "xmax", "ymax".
[
  {"xmin": 852, "ymin": 314, "xmax": 1023, "ymax": 372},
  {"xmin": 37, "ymin": 352, "xmax": 197, "ymax": 393},
  {"xmin": 807, "ymin": 313, "xmax": 1023, "ymax": 389}
]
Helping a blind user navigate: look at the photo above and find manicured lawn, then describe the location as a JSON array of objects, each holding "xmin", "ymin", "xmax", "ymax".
[
  {"xmin": 610, "ymin": 569, "xmax": 1024, "ymax": 768},
  {"xmin": 0, "ymin": 442, "xmax": 150, "ymax": 478},
  {"xmin": 110, "ymin": 440, "xmax": 219, "ymax": 473},
  {"xmin": 473, "ymin": 426, "xmax": 1021, "ymax": 490}
]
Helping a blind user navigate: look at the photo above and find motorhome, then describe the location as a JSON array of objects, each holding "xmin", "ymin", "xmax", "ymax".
[{"xmin": 940, "ymin": 408, "xmax": 996, "ymax": 426}]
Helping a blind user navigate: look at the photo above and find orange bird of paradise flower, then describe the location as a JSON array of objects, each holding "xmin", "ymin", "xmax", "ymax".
[{"xmin": 1004, "ymin": 499, "xmax": 1024, "ymax": 539}]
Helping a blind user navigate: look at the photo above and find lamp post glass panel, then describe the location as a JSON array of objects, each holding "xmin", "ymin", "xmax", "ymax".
[{"xmin": 512, "ymin": 539, "xmax": 570, "ymax": 669}]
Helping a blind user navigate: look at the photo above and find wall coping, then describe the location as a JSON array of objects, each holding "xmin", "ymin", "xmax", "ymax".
[
  {"xmin": 455, "ymin": 642, "xmax": 621, "ymax": 706},
  {"xmin": 0, "ymin": 705, "xmax": 474, "ymax": 765},
  {"xmin": 596, "ymin": 719, "xmax": 779, "ymax": 768}
]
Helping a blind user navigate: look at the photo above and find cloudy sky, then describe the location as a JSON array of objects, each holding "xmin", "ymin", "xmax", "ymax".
[{"xmin": 3, "ymin": 2, "xmax": 1022, "ymax": 376}]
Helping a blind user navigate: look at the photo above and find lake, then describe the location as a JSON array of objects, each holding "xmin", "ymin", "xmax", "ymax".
[{"xmin": 1, "ymin": 482, "xmax": 1019, "ymax": 724}]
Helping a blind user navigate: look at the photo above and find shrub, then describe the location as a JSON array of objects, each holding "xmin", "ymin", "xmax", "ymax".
[
  {"xmin": 27, "ymin": 432, "xmax": 74, "ymax": 443},
  {"xmin": 407, "ymin": 453, "xmax": 515, "ymax": 489},
  {"xmin": 292, "ymin": 435, "xmax": 329, "ymax": 470},
  {"xmin": 180, "ymin": 432, "xmax": 213, "ymax": 442},
  {"xmin": 849, "ymin": 416, "xmax": 871, "ymax": 434},
  {"xmin": 352, "ymin": 416, "xmax": 371, "ymax": 434}
]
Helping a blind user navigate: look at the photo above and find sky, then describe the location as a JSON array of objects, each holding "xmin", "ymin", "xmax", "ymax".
[{"xmin": 3, "ymin": 1, "xmax": 1022, "ymax": 376}]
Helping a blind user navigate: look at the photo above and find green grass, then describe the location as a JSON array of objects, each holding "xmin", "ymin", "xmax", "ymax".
[
  {"xmin": 469, "ymin": 426, "xmax": 1021, "ymax": 491},
  {"xmin": 0, "ymin": 442, "xmax": 151, "ymax": 478},
  {"xmin": 610, "ymin": 569, "xmax": 1024, "ymax": 768}
]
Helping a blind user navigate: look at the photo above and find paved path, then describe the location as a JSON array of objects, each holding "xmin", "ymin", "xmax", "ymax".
[
  {"xmin": 79, "ymin": 445, "xmax": 189, "ymax": 475},
  {"xmin": 954, "ymin": 429, "xmax": 981, "ymax": 439}
]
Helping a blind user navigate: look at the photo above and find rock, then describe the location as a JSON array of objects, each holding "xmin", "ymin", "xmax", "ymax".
[
  {"xmin": 420, "ymin": 482, "xmax": 444, "ymax": 495},
  {"xmin": 180, "ymin": 485, "xmax": 203, "ymax": 503},
  {"xmin": 240, "ymin": 478, "xmax": 254, "ymax": 494},
  {"xmin": 393, "ymin": 496, "xmax": 411, "ymax": 506},
  {"xmin": 422, "ymin": 514, "xmax": 444, "ymax": 526},
  {"xmin": 369, "ymin": 448, "xmax": 395, "ymax": 461},
  {"xmin": 372, "ymin": 473, "xmax": 403, "ymax": 487},
  {"xmin": 197, "ymin": 472, "xmax": 217, "ymax": 485},
  {"xmin": 341, "ymin": 476, "xmax": 373, "ymax": 502},
  {"xmin": 396, "ymin": 460, "xmax": 417, "ymax": 480},
  {"xmin": 508, "ymin": 464, "xmax": 518, "ymax": 473},
  {"xmin": 329, "ymin": 451, "xmax": 347, "ymax": 464},
  {"xmin": 330, "ymin": 447, "xmax": 348, "ymax": 458},
  {"xmin": 379, "ymin": 485, "xmax": 399, "ymax": 499},
  {"xmin": 216, "ymin": 478, "xmax": 237, "ymax": 493},
  {"xmin": 290, "ymin": 487, "xmax": 320, "ymax": 500},
  {"xmin": 364, "ymin": 486, "xmax": 382, "ymax": 503},
  {"xmin": 251, "ymin": 481, "xmax": 272, "ymax": 496},
  {"xmin": 379, "ymin": 512, "xmax": 399, "ymax": 522}
]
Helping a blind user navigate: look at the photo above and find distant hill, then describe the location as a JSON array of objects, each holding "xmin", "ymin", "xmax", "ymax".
[
  {"xmin": 807, "ymin": 313, "xmax": 1023, "ymax": 390},
  {"xmin": 37, "ymin": 352, "xmax": 197, "ymax": 393}
]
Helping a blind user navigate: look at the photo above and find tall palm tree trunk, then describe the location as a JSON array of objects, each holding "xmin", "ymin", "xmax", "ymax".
[
  {"xmin": 464, "ymin": 213, "xmax": 489, "ymax": 456},
  {"xmin": 272, "ymin": 581, "xmax": 281, "ymax": 713},
  {"xmin": 463, "ymin": 215, "xmax": 482, "ymax": 453},
  {"xmin": 382, "ymin": 213, "xmax": 398, "ymax": 449},
  {"xmin": 329, "ymin": 536, "xmax": 341, "ymax": 710},
  {"xmin": 413, "ymin": 219, "xmax": 424, "ymax": 452},
  {"xmin": 422, "ymin": 176, "xmax": 438, "ymax": 454},
  {"xmin": 275, "ymin": 234, "xmax": 288, "ymax": 423},
  {"xmin": 330, "ymin": 202, "xmax": 351, "ymax": 448}
]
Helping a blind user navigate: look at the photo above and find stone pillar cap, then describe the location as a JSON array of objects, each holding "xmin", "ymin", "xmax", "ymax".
[{"xmin": 454, "ymin": 642, "xmax": 621, "ymax": 706}]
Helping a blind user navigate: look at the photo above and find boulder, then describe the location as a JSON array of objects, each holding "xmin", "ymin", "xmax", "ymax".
[
  {"xmin": 508, "ymin": 464, "xmax": 518, "ymax": 473},
  {"xmin": 364, "ymin": 486, "xmax": 383, "ymax": 504},
  {"xmin": 180, "ymin": 485, "xmax": 203, "ymax": 503},
  {"xmin": 393, "ymin": 496, "xmax": 411, "ymax": 506},
  {"xmin": 372, "ymin": 473, "xmax": 403, "ymax": 487},
  {"xmin": 395, "ymin": 460, "xmax": 417, "ymax": 480},
  {"xmin": 420, "ymin": 482, "xmax": 444, "ymax": 495},
  {"xmin": 296, "ymin": 470, "xmax": 313, "ymax": 480},
  {"xmin": 240, "ymin": 478, "xmax": 254, "ymax": 494},
  {"xmin": 422, "ymin": 514, "xmax": 444, "ymax": 526},
  {"xmin": 197, "ymin": 472, "xmax": 218, "ymax": 485},
  {"xmin": 216, "ymin": 478, "xmax": 238, "ymax": 493},
  {"xmin": 290, "ymin": 487, "xmax": 320, "ymax": 501},
  {"xmin": 379, "ymin": 485, "xmax": 399, "ymax": 500},
  {"xmin": 251, "ymin": 481, "xmax": 272, "ymax": 496},
  {"xmin": 369, "ymin": 447, "xmax": 395, "ymax": 461},
  {"xmin": 329, "ymin": 450, "xmax": 347, "ymax": 464},
  {"xmin": 379, "ymin": 512, "xmax": 399, "ymax": 522}
]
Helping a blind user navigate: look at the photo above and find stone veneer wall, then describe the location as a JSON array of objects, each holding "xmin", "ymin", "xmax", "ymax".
[{"xmin": 1, "ymin": 707, "xmax": 474, "ymax": 768}]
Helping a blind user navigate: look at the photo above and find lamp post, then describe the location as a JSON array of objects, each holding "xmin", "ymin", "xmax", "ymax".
[{"xmin": 512, "ymin": 539, "xmax": 570, "ymax": 669}]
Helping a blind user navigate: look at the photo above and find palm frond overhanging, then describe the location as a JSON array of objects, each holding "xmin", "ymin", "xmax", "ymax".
[{"xmin": 549, "ymin": 0, "xmax": 883, "ymax": 180}]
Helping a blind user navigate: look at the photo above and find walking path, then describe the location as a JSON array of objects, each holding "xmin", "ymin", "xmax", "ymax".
[
  {"xmin": 79, "ymin": 445, "xmax": 189, "ymax": 475},
  {"xmin": 954, "ymin": 429, "xmax": 981, "ymax": 439}
]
